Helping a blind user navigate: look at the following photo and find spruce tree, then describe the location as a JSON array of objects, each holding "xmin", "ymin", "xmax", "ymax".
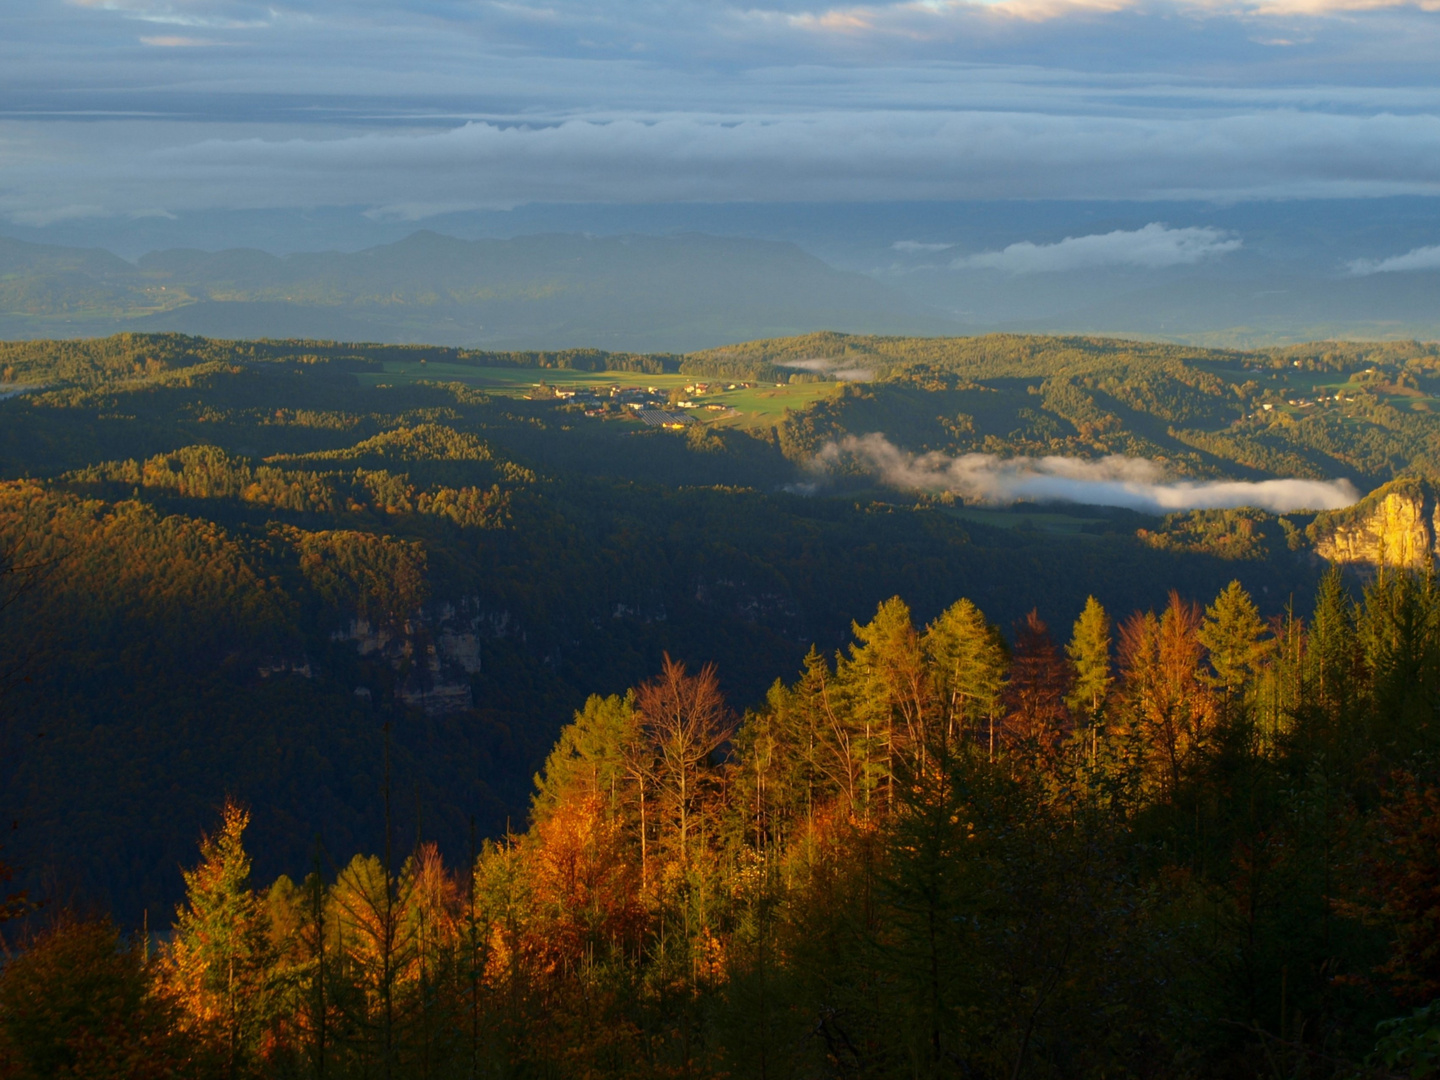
[
  {"xmin": 1309, "ymin": 567, "xmax": 1358, "ymax": 722},
  {"xmin": 1198, "ymin": 580, "xmax": 1270, "ymax": 722}
]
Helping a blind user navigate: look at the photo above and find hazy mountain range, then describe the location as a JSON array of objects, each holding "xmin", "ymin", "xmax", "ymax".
[
  {"xmin": 2, "ymin": 198, "xmax": 1439, "ymax": 350},
  {"xmin": 0, "ymin": 231, "xmax": 951, "ymax": 352}
]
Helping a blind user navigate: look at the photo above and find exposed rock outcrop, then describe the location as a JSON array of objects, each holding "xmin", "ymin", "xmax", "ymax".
[
  {"xmin": 1309, "ymin": 478, "xmax": 1439, "ymax": 569},
  {"xmin": 332, "ymin": 598, "xmax": 498, "ymax": 716}
]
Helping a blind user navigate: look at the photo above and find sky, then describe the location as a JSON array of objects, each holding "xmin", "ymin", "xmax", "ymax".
[{"xmin": 2, "ymin": 0, "xmax": 1440, "ymax": 236}]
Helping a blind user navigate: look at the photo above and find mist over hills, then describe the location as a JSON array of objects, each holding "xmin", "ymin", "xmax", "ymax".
[
  {"xmin": 1011, "ymin": 271, "xmax": 1440, "ymax": 346},
  {"xmin": 3, "ymin": 197, "xmax": 1440, "ymax": 349},
  {"xmin": 0, "ymin": 230, "xmax": 952, "ymax": 352}
]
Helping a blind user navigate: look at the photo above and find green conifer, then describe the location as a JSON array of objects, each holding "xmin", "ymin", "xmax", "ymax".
[{"xmin": 1198, "ymin": 580, "xmax": 1270, "ymax": 713}]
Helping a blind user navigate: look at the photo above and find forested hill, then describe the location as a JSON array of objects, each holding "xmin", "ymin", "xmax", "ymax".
[{"xmin": 2, "ymin": 329, "xmax": 1439, "ymax": 930}]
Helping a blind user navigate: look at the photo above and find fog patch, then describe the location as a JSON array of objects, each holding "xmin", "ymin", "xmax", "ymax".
[
  {"xmin": 777, "ymin": 358, "xmax": 874, "ymax": 382},
  {"xmin": 816, "ymin": 434, "xmax": 1358, "ymax": 513}
]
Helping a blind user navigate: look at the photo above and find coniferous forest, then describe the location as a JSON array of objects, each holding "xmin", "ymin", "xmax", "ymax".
[{"xmin": 1, "ymin": 333, "xmax": 1440, "ymax": 1077}]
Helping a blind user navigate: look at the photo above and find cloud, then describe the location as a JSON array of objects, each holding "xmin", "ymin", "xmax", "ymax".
[
  {"xmin": 816, "ymin": 434, "xmax": 1359, "ymax": 513},
  {"xmin": 3, "ymin": 0, "xmax": 1439, "ymax": 231},
  {"xmin": 140, "ymin": 34, "xmax": 227, "ymax": 44},
  {"xmin": 893, "ymin": 240, "xmax": 954, "ymax": 252},
  {"xmin": 778, "ymin": 358, "xmax": 874, "ymax": 380},
  {"xmin": 1347, "ymin": 243, "xmax": 1440, "ymax": 275},
  {"xmin": 8, "ymin": 109, "xmax": 1440, "ymax": 225},
  {"xmin": 780, "ymin": 0, "xmax": 1440, "ymax": 32},
  {"xmin": 950, "ymin": 223, "xmax": 1241, "ymax": 274},
  {"xmin": 68, "ymin": 0, "xmax": 273, "ymax": 28}
]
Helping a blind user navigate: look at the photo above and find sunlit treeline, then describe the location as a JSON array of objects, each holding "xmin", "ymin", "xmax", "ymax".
[{"xmin": 4, "ymin": 570, "xmax": 1440, "ymax": 1079}]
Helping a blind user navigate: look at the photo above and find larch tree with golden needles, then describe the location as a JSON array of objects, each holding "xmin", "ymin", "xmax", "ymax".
[
  {"xmin": 1151, "ymin": 592, "xmax": 1216, "ymax": 798},
  {"xmin": 1003, "ymin": 610, "xmax": 1071, "ymax": 759},
  {"xmin": 923, "ymin": 596, "xmax": 1008, "ymax": 751},
  {"xmin": 1065, "ymin": 596, "xmax": 1112, "ymax": 766},
  {"xmin": 165, "ymin": 799, "xmax": 277, "ymax": 1080},
  {"xmin": 635, "ymin": 655, "xmax": 732, "ymax": 874},
  {"xmin": 840, "ymin": 597, "xmax": 933, "ymax": 810},
  {"xmin": 329, "ymin": 851, "xmax": 419, "ymax": 1075}
]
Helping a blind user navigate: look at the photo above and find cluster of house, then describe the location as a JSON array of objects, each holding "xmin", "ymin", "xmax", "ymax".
[
  {"xmin": 535, "ymin": 379, "xmax": 755, "ymax": 428},
  {"xmin": 548, "ymin": 384, "xmax": 665, "ymax": 408}
]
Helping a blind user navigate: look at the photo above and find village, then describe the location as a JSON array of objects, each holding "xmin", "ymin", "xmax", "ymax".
[{"xmin": 534, "ymin": 378, "xmax": 760, "ymax": 428}]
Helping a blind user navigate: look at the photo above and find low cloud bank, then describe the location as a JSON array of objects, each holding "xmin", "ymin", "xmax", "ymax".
[
  {"xmin": 950, "ymin": 223, "xmax": 1240, "ymax": 274},
  {"xmin": 1348, "ymin": 244, "xmax": 1440, "ymax": 275},
  {"xmin": 817, "ymin": 434, "xmax": 1359, "ymax": 513},
  {"xmin": 11, "ymin": 109, "xmax": 1440, "ymax": 226}
]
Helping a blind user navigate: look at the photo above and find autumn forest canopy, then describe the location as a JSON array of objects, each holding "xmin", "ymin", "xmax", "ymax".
[{"xmin": 3, "ymin": 330, "xmax": 1440, "ymax": 1077}]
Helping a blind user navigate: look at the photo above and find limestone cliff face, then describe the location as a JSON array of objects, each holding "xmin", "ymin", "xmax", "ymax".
[
  {"xmin": 1310, "ymin": 480, "xmax": 1439, "ymax": 569},
  {"xmin": 332, "ymin": 597, "xmax": 501, "ymax": 717}
]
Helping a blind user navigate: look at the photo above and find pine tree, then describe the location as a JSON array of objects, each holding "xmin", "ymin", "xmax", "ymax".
[
  {"xmin": 330, "ymin": 852, "xmax": 418, "ymax": 1075},
  {"xmin": 532, "ymin": 691, "xmax": 640, "ymax": 824},
  {"xmin": 1360, "ymin": 568, "xmax": 1440, "ymax": 759}
]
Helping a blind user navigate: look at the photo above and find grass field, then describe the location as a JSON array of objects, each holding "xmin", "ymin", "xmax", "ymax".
[
  {"xmin": 357, "ymin": 362, "xmax": 842, "ymax": 427},
  {"xmin": 1200, "ymin": 360, "xmax": 1440, "ymax": 415}
]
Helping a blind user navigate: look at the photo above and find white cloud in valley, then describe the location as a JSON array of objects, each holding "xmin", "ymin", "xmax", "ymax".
[
  {"xmin": 950, "ymin": 224, "xmax": 1242, "ymax": 274},
  {"xmin": 817, "ymin": 434, "xmax": 1359, "ymax": 514},
  {"xmin": 778, "ymin": 358, "xmax": 875, "ymax": 381}
]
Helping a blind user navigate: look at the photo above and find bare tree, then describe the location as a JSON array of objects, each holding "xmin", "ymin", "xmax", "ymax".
[{"xmin": 634, "ymin": 655, "xmax": 733, "ymax": 869}]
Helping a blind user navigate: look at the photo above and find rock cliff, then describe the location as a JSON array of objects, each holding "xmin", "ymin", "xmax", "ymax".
[
  {"xmin": 1309, "ymin": 479, "xmax": 1439, "ymax": 569},
  {"xmin": 331, "ymin": 598, "xmax": 495, "ymax": 716}
]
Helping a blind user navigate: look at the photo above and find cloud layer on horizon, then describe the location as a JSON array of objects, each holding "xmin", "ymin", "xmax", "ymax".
[
  {"xmin": 816, "ymin": 434, "xmax": 1360, "ymax": 514},
  {"xmin": 6, "ymin": 110, "xmax": 1440, "ymax": 226},
  {"xmin": 2, "ymin": 0, "xmax": 1440, "ymax": 227}
]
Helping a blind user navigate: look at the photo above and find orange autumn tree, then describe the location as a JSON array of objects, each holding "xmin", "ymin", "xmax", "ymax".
[
  {"xmin": 526, "ymin": 692, "xmax": 648, "ymax": 972},
  {"xmin": 634, "ymin": 655, "xmax": 733, "ymax": 879},
  {"xmin": 1003, "ymin": 610, "xmax": 1071, "ymax": 759},
  {"xmin": 1117, "ymin": 593, "xmax": 1217, "ymax": 801},
  {"xmin": 164, "ymin": 800, "xmax": 278, "ymax": 1079}
]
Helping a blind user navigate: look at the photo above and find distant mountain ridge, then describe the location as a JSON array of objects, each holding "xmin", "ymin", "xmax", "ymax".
[
  {"xmin": 1011, "ymin": 271, "xmax": 1440, "ymax": 346},
  {"xmin": 6, "ymin": 223, "xmax": 1438, "ymax": 351},
  {"xmin": 0, "ymin": 231, "xmax": 956, "ymax": 352}
]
